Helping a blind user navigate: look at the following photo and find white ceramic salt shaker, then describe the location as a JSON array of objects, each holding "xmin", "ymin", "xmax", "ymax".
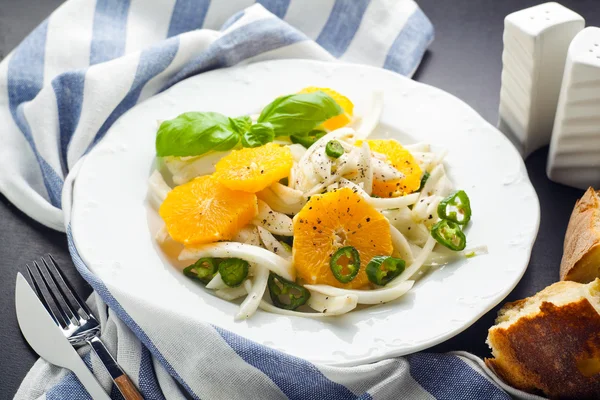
[
  {"xmin": 547, "ymin": 27, "xmax": 600, "ymax": 189},
  {"xmin": 498, "ymin": 2, "xmax": 584, "ymax": 157}
]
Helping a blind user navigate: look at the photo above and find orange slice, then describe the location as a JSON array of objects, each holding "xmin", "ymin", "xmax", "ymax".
[
  {"xmin": 298, "ymin": 87, "xmax": 353, "ymax": 131},
  {"xmin": 358, "ymin": 139, "xmax": 422, "ymax": 197},
  {"xmin": 159, "ymin": 175, "xmax": 257, "ymax": 245},
  {"xmin": 292, "ymin": 187, "xmax": 393, "ymax": 289},
  {"xmin": 213, "ymin": 143, "xmax": 293, "ymax": 193}
]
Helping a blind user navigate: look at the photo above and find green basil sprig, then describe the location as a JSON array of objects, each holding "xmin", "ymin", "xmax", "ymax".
[
  {"xmin": 257, "ymin": 91, "xmax": 342, "ymax": 135},
  {"xmin": 155, "ymin": 112, "xmax": 240, "ymax": 157},
  {"xmin": 230, "ymin": 115, "xmax": 252, "ymax": 135},
  {"xmin": 155, "ymin": 91, "xmax": 343, "ymax": 157},
  {"xmin": 242, "ymin": 122, "xmax": 275, "ymax": 148}
]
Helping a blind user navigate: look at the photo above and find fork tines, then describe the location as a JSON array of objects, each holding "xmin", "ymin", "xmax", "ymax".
[{"xmin": 26, "ymin": 254, "xmax": 91, "ymax": 330}]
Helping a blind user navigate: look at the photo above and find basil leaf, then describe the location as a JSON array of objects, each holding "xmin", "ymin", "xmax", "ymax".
[
  {"xmin": 156, "ymin": 112, "xmax": 240, "ymax": 157},
  {"xmin": 230, "ymin": 115, "xmax": 252, "ymax": 135},
  {"xmin": 257, "ymin": 91, "xmax": 342, "ymax": 135},
  {"xmin": 242, "ymin": 122, "xmax": 275, "ymax": 148}
]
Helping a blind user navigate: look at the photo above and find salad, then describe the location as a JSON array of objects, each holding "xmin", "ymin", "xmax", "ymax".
[{"xmin": 148, "ymin": 87, "xmax": 483, "ymax": 320}]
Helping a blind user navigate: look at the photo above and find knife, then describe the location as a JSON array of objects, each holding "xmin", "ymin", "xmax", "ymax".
[{"xmin": 15, "ymin": 273, "xmax": 110, "ymax": 400}]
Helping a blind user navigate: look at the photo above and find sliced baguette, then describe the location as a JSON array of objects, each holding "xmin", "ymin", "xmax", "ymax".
[
  {"xmin": 486, "ymin": 279, "xmax": 600, "ymax": 399},
  {"xmin": 561, "ymin": 187, "xmax": 600, "ymax": 283}
]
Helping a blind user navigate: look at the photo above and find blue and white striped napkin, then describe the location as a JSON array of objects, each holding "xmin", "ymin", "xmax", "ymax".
[{"xmin": 2, "ymin": 1, "xmax": 540, "ymax": 399}]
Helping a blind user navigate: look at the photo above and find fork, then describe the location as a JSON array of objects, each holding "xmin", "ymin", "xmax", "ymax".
[{"xmin": 26, "ymin": 255, "xmax": 144, "ymax": 400}]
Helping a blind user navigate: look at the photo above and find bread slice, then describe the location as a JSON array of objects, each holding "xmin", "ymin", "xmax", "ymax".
[
  {"xmin": 561, "ymin": 187, "xmax": 600, "ymax": 283},
  {"xmin": 486, "ymin": 279, "xmax": 600, "ymax": 399}
]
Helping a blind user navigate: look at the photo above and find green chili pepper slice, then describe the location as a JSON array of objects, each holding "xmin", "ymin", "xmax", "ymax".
[
  {"xmin": 274, "ymin": 234, "xmax": 293, "ymax": 247},
  {"xmin": 218, "ymin": 258, "xmax": 249, "ymax": 287},
  {"xmin": 325, "ymin": 140, "xmax": 344, "ymax": 158},
  {"xmin": 437, "ymin": 190, "xmax": 471, "ymax": 225},
  {"xmin": 366, "ymin": 256, "xmax": 406, "ymax": 286},
  {"xmin": 183, "ymin": 258, "xmax": 218, "ymax": 284},
  {"xmin": 330, "ymin": 246, "xmax": 361, "ymax": 283},
  {"xmin": 280, "ymin": 241, "xmax": 292, "ymax": 252},
  {"xmin": 418, "ymin": 171, "xmax": 430, "ymax": 192},
  {"xmin": 290, "ymin": 130, "xmax": 326, "ymax": 148},
  {"xmin": 431, "ymin": 220, "xmax": 466, "ymax": 251},
  {"xmin": 290, "ymin": 134, "xmax": 313, "ymax": 148},
  {"xmin": 267, "ymin": 273, "xmax": 311, "ymax": 310}
]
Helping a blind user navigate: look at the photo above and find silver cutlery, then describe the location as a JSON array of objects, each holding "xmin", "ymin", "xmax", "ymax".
[
  {"xmin": 18, "ymin": 254, "xmax": 143, "ymax": 400},
  {"xmin": 16, "ymin": 272, "xmax": 109, "ymax": 399}
]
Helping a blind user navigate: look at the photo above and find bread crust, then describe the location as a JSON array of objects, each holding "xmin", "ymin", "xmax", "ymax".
[
  {"xmin": 560, "ymin": 187, "xmax": 600, "ymax": 283},
  {"xmin": 486, "ymin": 281, "xmax": 600, "ymax": 399}
]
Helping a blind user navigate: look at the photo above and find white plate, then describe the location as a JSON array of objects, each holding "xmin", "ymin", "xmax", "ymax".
[{"xmin": 71, "ymin": 60, "xmax": 540, "ymax": 366}]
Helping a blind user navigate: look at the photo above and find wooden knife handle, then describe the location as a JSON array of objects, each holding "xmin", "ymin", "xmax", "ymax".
[
  {"xmin": 87, "ymin": 337, "xmax": 144, "ymax": 400},
  {"xmin": 114, "ymin": 374, "xmax": 144, "ymax": 400}
]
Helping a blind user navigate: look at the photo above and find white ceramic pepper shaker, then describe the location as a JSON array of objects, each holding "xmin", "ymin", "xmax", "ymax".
[
  {"xmin": 498, "ymin": 2, "xmax": 584, "ymax": 157},
  {"xmin": 547, "ymin": 27, "xmax": 600, "ymax": 189}
]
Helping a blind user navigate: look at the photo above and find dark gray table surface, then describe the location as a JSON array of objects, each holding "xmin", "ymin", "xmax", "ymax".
[{"xmin": 0, "ymin": 0, "xmax": 597, "ymax": 398}]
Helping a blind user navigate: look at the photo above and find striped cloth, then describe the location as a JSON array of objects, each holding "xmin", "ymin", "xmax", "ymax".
[{"xmin": 2, "ymin": 1, "xmax": 541, "ymax": 399}]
